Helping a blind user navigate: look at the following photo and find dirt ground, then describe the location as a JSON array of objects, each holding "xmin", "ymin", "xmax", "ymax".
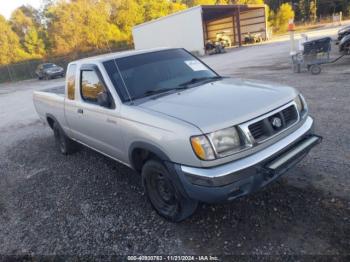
[{"xmin": 0, "ymin": 25, "xmax": 349, "ymax": 258}]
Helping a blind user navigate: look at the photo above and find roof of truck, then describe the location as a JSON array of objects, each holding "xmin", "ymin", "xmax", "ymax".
[{"xmin": 72, "ymin": 47, "xmax": 174, "ymax": 64}]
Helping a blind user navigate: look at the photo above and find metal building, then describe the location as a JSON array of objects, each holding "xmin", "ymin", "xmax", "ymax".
[{"xmin": 132, "ymin": 5, "xmax": 268, "ymax": 55}]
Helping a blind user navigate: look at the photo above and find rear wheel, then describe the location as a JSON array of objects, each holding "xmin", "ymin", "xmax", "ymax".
[
  {"xmin": 142, "ymin": 159, "xmax": 198, "ymax": 222},
  {"xmin": 53, "ymin": 122, "xmax": 78, "ymax": 155}
]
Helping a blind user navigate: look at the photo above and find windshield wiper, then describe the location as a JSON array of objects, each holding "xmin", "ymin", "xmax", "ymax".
[
  {"xmin": 178, "ymin": 76, "xmax": 222, "ymax": 87},
  {"xmin": 137, "ymin": 77, "xmax": 222, "ymax": 100},
  {"xmin": 142, "ymin": 86, "xmax": 190, "ymax": 98},
  {"xmin": 143, "ymin": 88, "xmax": 175, "ymax": 97}
]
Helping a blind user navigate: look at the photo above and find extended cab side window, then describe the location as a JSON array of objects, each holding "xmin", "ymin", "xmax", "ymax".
[
  {"xmin": 80, "ymin": 70, "xmax": 105, "ymax": 103},
  {"xmin": 67, "ymin": 64, "xmax": 77, "ymax": 100}
]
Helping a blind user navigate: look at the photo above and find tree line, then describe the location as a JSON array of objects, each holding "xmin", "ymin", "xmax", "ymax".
[{"xmin": 1, "ymin": 0, "xmax": 349, "ymax": 65}]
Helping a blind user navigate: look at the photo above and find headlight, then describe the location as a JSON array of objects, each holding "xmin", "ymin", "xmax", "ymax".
[
  {"xmin": 294, "ymin": 94, "xmax": 307, "ymax": 113},
  {"xmin": 208, "ymin": 127, "xmax": 242, "ymax": 157},
  {"xmin": 191, "ymin": 127, "xmax": 244, "ymax": 160},
  {"xmin": 294, "ymin": 95, "xmax": 303, "ymax": 112}
]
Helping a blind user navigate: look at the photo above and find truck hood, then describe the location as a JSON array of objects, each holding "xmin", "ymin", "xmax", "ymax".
[{"xmin": 139, "ymin": 78, "xmax": 299, "ymax": 133}]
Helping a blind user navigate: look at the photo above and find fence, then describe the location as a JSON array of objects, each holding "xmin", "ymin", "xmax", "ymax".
[{"xmin": 0, "ymin": 46, "xmax": 131, "ymax": 84}]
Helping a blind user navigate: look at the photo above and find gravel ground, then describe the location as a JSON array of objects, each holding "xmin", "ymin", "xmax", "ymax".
[{"xmin": 0, "ymin": 27, "xmax": 350, "ymax": 258}]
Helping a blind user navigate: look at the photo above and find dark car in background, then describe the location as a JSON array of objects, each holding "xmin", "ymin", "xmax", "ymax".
[
  {"xmin": 35, "ymin": 63, "xmax": 65, "ymax": 80},
  {"xmin": 337, "ymin": 25, "xmax": 350, "ymax": 53},
  {"xmin": 337, "ymin": 25, "xmax": 350, "ymax": 42},
  {"xmin": 339, "ymin": 34, "xmax": 350, "ymax": 53}
]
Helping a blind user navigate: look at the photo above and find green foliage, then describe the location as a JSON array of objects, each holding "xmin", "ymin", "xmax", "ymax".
[
  {"xmin": 296, "ymin": 0, "xmax": 317, "ymax": 22},
  {"xmin": 24, "ymin": 27, "xmax": 46, "ymax": 56},
  {"xmin": 0, "ymin": 15, "xmax": 30, "ymax": 65},
  {"xmin": 266, "ymin": 5, "xmax": 274, "ymax": 28},
  {"xmin": 233, "ymin": 0, "xmax": 264, "ymax": 4},
  {"xmin": 109, "ymin": 0, "xmax": 145, "ymax": 38},
  {"xmin": 10, "ymin": 6, "xmax": 38, "ymax": 40},
  {"xmin": 183, "ymin": 0, "xmax": 217, "ymax": 7},
  {"xmin": 142, "ymin": 0, "xmax": 187, "ymax": 21},
  {"xmin": 46, "ymin": 0, "xmax": 125, "ymax": 55},
  {"xmin": 10, "ymin": 5, "xmax": 46, "ymax": 58},
  {"xmin": 271, "ymin": 3, "xmax": 295, "ymax": 33},
  {"xmin": 317, "ymin": 0, "xmax": 348, "ymax": 16},
  {"xmin": 298, "ymin": 0, "xmax": 307, "ymax": 22},
  {"xmin": 267, "ymin": 0, "xmax": 350, "ymax": 19},
  {"xmin": 44, "ymin": 0, "xmax": 187, "ymax": 55},
  {"xmin": 310, "ymin": 1, "xmax": 317, "ymax": 22}
]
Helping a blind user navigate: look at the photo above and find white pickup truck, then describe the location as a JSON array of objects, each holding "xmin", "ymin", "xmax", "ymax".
[{"xmin": 33, "ymin": 48, "xmax": 321, "ymax": 222}]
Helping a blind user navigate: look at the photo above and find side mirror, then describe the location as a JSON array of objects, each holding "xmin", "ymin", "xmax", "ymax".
[{"xmin": 97, "ymin": 91, "xmax": 111, "ymax": 108}]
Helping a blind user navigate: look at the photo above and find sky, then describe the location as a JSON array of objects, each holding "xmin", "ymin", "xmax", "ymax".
[{"xmin": 0, "ymin": 0, "xmax": 42, "ymax": 19}]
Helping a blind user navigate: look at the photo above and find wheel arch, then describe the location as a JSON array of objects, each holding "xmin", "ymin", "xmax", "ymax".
[
  {"xmin": 129, "ymin": 141, "xmax": 171, "ymax": 172},
  {"xmin": 46, "ymin": 113, "xmax": 59, "ymax": 130}
]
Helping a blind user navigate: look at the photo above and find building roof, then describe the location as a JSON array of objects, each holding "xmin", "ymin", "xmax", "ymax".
[
  {"xmin": 133, "ymin": 4, "xmax": 266, "ymax": 29},
  {"xmin": 201, "ymin": 4, "xmax": 265, "ymax": 21}
]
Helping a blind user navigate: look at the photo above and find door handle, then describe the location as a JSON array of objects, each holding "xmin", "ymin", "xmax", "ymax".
[
  {"xmin": 106, "ymin": 118, "xmax": 117, "ymax": 125},
  {"xmin": 77, "ymin": 108, "xmax": 84, "ymax": 114}
]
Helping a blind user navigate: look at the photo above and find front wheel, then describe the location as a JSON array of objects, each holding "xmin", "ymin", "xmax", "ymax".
[
  {"xmin": 142, "ymin": 160, "xmax": 198, "ymax": 222},
  {"xmin": 342, "ymin": 42, "xmax": 350, "ymax": 54}
]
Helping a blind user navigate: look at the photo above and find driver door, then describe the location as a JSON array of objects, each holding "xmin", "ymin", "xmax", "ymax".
[{"xmin": 65, "ymin": 64, "xmax": 126, "ymax": 161}]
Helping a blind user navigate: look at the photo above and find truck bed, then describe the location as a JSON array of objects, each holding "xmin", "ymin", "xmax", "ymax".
[
  {"xmin": 41, "ymin": 85, "xmax": 65, "ymax": 96},
  {"xmin": 33, "ymin": 85, "xmax": 66, "ymax": 127}
]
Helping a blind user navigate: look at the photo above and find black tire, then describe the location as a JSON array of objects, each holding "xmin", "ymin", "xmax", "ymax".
[
  {"xmin": 142, "ymin": 159, "xmax": 198, "ymax": 222},
  {"xmin": 343, "ymin": 42, "xmax": 350, "ymax": 53},
  {"xmin": 310, "ymin": 64, "xmax": 322, "ymax": 75},
  {"xmin": 53, "ymin": 122, "xmax": 78, "ymax": 155}
]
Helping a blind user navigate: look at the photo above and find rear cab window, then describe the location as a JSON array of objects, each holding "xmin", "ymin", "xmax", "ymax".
[{"xmin": 66, "ymin": 64, "xmax": 77, "ymax": 100}]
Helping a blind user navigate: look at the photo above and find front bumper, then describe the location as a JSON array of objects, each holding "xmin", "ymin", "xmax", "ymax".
[{"xmin": 173, "ymin": 116, "xmax": 321, "ymax": 203}]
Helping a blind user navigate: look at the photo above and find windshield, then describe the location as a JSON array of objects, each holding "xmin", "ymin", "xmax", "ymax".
[
  {"xmin": 43, "ymin": 63, "xmax": 56, "ymax": 69},
  {"xmin": 103, "ymin": 49, "xmax": 219, "ymax": 102}
]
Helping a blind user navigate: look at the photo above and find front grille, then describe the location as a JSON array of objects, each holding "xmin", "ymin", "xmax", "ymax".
[
  {"xmin": 282, "ymin": 106, "xmax": 298, "ymax": 125},
  {"xmin": 249, "ymin": 121, "xmax": 266, "ymax": 140},
  {"xmin": 248, "ymin": 105, "xmax": 298, "ymax": 142}
]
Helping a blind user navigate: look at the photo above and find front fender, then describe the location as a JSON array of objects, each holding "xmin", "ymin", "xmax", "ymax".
[{"xmin": 128, "ymin": 141, "xmax": 171, "ymax": 167}]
